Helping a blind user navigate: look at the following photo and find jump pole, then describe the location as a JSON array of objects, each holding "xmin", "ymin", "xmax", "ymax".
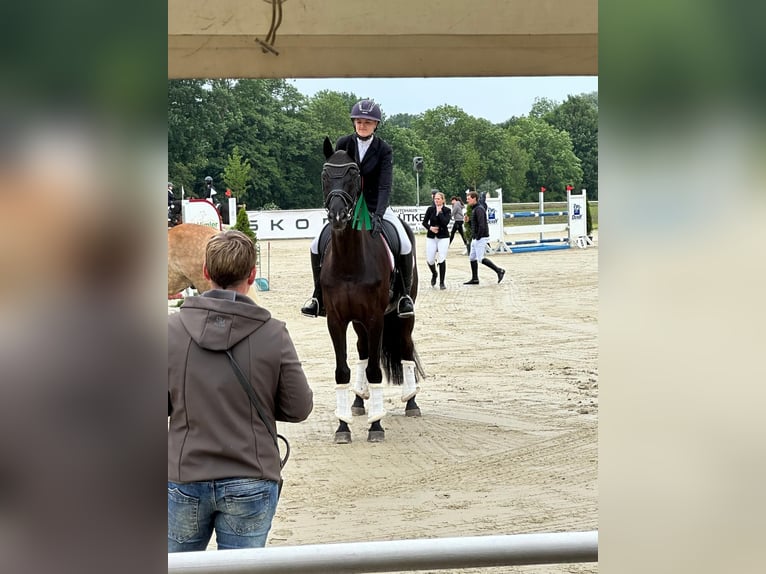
[
  {"xmin": 504, "ymin": 243, "xmax": 571, "ymax": 254},
  {"xmin": 538, "ymin": 187, "xmax": 545, "ymax": 243}
]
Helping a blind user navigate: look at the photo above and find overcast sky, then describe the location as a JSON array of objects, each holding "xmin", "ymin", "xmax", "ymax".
[{"xmin": 289, "ymin": 76, "xmax": 598, "ymax": 124}]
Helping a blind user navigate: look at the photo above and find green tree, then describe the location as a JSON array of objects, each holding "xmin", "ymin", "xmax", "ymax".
[
  {"xmin": 459, "ymin": 145, "xmax": 484, "ymax": 192},
  {"xmin": 386, "ymin": 113, "xmax": 419, "ymax": 129},
  {"xmin": 529, "ymin": 97, "xmax": 558, "ymax": 119},
  {"xmin": 506, "ymin": 117, "xmax": 583, "ymax": 201},
  {"xmin": 168, "ymin": 79, "xmax": 596, "ymax": 210},
  {"xmin": 168, "ymin": 79, "xmax": 217, "ymax": 194},
  {"xmin": 412, "ymin": 106, "xmax": 526, "ymax": 201},
  {"xmin": 464, "ymin": 202, "xmax": 474, "ymax": 242},
  {"xmin": 377, "ymin": 123, "xmax": 429, "ymax": 205},
  {"xmin": 412, "ymin": 105, "xmax": 470, "ymax": 195},
  {"xmin": 222, "ymin": 145, "xmax": 251, "ymax": 199},
  {"xmin": 545, "ymin": 92, "xmax": 598, "ymax": 199}
]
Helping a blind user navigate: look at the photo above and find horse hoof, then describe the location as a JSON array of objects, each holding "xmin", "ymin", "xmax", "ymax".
[
  {"xmin": 351, "ymin": 406, "xmax": 366, "ymax": 416},
  {"xmin": 367, "ymin": 430, "xmax": 385, "ymax": 442},
  {"xmin": 334, "ymin": 431, "xmax": 352, "ymax": 444},
  {"xmin": 405, "ymin": 407, "xmax": 422, "ymax": 417}
]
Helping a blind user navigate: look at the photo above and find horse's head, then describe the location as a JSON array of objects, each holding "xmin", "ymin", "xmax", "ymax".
[{"xmin": 322, "ymin": 137, "xmax": 361, "ymax": 231}]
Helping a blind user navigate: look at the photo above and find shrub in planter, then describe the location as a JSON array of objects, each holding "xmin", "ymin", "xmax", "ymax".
[{"xmin": 234, "ymin": 206, "xmax": 257, "ymax": 244}]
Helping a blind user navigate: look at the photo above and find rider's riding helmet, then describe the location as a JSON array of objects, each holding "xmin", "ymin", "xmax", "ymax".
[
  {"xmin": 350, "ymin": 99, "xmax": 382, "ymax": 123},
  {"xmin": 204, "ymin": 176, "xmax": 213, "ymax": 184}
]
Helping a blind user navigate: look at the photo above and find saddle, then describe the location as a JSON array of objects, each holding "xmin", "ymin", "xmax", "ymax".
[{"xmin": 318, "ymin": 220, "xmax": 404, "ymax": 306}]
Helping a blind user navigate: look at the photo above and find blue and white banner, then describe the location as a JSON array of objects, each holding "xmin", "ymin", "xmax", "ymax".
[{"xmin": 567, "ymin": 191, "xmax": 588, "ymax": 238}]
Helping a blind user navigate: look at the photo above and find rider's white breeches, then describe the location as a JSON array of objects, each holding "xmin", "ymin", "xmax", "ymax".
[
  {"xmin": 382, "ymin": 207, "xmax": 411, "ymax": 254},
  {"xmin": 425, "ymin": 237, "xmax": 449, "ymax": 265}
]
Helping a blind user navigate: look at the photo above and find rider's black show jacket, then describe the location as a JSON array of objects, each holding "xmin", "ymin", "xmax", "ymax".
[{"xmin": 335, "ymin": 134, "xmax": 393, "ymax": 217}]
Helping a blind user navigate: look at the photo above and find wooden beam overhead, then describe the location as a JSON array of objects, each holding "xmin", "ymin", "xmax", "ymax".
[{"xmin": 169, "ymin": 0, "xmax": 597, "ymax": 78}]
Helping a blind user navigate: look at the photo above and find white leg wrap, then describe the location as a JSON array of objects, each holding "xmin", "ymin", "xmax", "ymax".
[
  {"xmin": 367, "ymin": 383, "xmax": 387, "ymax": 424},
  {"xmin": 353, "ymin": 359, "xmax": 370, "ymax": 399},
  {"xmin": 401, "ymin": 360, "xmax": 419, "ymax": 401},
  {"xmin": 335, "ymin": 384, "xmax": 353, "ymax": 423}
]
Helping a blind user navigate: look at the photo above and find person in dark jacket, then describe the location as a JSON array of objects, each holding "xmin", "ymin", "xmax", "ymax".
[
  {"xmin": 168, "ymin": 230, "xmax": 313, "ymax": 551},
  {"xmin": 422, "ymin": 191, "xmax": 451, "ymax": 289},
  {"xmin": 203, "ymin": 175, "xmax": 217, "ymax": 201},
  {"xmin": 301, "ymin": 98, "xmax": 415, "ymax": 319},
  {"xmin": 464, "ymin": 191, "xmax": 506, "ymax": 285}
]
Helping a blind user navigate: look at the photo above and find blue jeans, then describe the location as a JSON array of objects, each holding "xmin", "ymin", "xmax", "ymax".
[{"xmin": 168, "ymin": 477, "xmax": 279, "ymax": 552}]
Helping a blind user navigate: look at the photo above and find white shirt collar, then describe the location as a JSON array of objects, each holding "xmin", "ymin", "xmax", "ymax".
[{"xmin": 356, "ymin": 135, "xmax": 374, "ymax": 162}]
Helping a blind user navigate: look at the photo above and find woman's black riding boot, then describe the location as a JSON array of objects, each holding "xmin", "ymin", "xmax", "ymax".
[
  {"xmin": 300, "ymin": 252, "xmax": 326, "ymax": 317},
  {"xmin": 481, "ymin": 258, "xmax": 506, "ymax": 284},
  {"xmin": 397, "ymin": 254, "xmax": 415, "ymax": 318},
  {"xmin": 428, "ymin": 263, "xmax": 437, "ymax": 287},
  {"xmin": 438, "ymin": 261, "xmax": 446, "ymax": 290}
]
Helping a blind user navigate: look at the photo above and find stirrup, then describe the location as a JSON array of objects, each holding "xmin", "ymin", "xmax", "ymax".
[
  {"xmin": 300, "ymin": 297, "xmax": 323, "ymax": 318},
  {"xmin": 397, "ymin": 296, "xmax": 415, "ymax": 318}
]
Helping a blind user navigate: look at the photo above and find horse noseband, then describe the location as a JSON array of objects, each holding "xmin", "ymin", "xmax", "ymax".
[{"xmin": 322, "ymin": 161, "xmax": 361, "ymax": 217}]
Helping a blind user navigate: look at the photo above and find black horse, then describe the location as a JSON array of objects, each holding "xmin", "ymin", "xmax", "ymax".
[{"xmin": 319, "ymin": 137, "xmax": 425, "ymax": 443}]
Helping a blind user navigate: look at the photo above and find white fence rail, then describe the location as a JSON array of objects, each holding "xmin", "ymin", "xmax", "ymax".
[{"xmin": 168, "ymin": 530, "xmax": 598, "ymax": 574}]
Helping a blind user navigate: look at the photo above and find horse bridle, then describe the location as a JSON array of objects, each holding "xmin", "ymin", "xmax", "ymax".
[{"xmin": 322, "ymin": 160, "xmax": 361, "ymax": 222}]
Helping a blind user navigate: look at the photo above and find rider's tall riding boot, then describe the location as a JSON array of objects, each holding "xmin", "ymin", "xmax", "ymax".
[
  {"xmin": 427, "ymin": 263, "xmax": 437, "ymax": 287},
  {"xmin": 481, "ymin": 257, "xmax": 506, "ymax": 283},
  {"xmin": 397, "ymin": 253, "xmax": 415, "ymax": 318},
  {"xmin": 464, "ymin": 260, "xmax": 480, "ymax": 285},
  {"xmin": 300, "ymin": 252, "xmax": 326, "ymax": 317},
  {"xmin": 438, "ymin": 261, "xmax": 447, "ymax": 290}
]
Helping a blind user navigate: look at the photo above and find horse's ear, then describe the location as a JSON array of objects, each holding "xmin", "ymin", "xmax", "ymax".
[{"xmin": 323, "ymin": 136, "xmax": 334, "ymax": 159}]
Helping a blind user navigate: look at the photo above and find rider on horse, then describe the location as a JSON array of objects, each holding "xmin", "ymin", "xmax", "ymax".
[{"xmin": 301, "ymin": 99, "xmax": 416, "ymax": 319}]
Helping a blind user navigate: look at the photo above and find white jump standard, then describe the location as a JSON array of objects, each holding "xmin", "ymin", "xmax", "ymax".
[{"xmin": 486, "ymin": 188, "xmax": 593, "ymax": 254}]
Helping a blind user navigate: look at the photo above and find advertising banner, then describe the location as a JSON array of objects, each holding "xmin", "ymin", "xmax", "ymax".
[
  {"xmin": 245, "ymin": 206, "xmax": 430, "ymax": 239},
  {"xmin": 567, "ymin": 190, "xmax": 588, "ymax": 239},
  {"xmin": 485, "ymin": 189, "xmax": 504, "ymax": 245},
  {"xmin": 182, "ymin": 199, "xmax": 222, "ymax": 230}
]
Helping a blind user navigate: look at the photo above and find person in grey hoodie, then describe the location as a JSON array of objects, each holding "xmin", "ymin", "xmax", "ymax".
[
  {"xmin": 168, "ymin": 230, "xmax": 313, "ymax": 551},
  {"xmin": 449, "ymin": 195, "xmax": 469, "ymax": 253}
]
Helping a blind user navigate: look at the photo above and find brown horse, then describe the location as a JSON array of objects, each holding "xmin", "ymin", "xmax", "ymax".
[
  {"xmin": 167, "ymin": 223, "xmax": 218, "ymax": 297},
  {"xmin": 319, "ymin": 137, "xmax": 425, "ymax": 444}
]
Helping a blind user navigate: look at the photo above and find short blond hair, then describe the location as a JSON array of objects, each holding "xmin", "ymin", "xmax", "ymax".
[{"xmin": 205, "ymin": 230, "xmax": 256, "ymax": 289}]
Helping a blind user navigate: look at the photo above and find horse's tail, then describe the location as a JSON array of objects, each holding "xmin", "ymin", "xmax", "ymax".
[{"xmin": 381, "ymin": 313, "xmax": 425, "ymax": 385}]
